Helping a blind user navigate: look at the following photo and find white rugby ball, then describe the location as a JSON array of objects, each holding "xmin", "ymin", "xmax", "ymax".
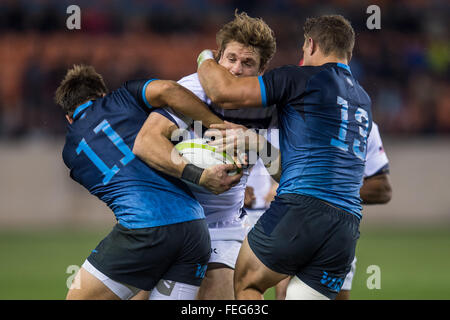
[{"xmin": 175, "ymin": 138, "xmax": 238, "ymax": 176}]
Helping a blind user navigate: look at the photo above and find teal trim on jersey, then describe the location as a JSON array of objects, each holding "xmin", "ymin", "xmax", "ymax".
[
  {"xmin": 258, "ymin": 76, "xmax": 267, "ymax": 107},
  {"xmin": 73, "ymin": 101, "xmax": 93, "ymax": 120},
  {"xmin": 337, "ymin": 63, "xmax": 351, "ymax": 74},
  {"xmin": 142, "ymin": 79, "xmax": 158, "ymax": 109}
]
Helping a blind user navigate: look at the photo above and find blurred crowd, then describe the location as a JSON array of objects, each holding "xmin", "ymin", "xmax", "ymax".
[{"xmin": 0, "ymin": 0, "xmax": 448, "ymax": 138}]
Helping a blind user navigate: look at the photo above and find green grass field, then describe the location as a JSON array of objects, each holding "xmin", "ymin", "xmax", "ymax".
[{"xmin": 1, "ymin": 226, "xmax": 449, "ymax": 300}]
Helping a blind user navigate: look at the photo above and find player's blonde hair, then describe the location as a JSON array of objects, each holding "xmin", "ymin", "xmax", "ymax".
[{"xmin": 216, "ymin": 10, "xmax": 276, "ymax": 72}]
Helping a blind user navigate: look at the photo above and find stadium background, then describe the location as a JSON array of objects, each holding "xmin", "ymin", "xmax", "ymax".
[{"xmin": 0, "ymin": 0, "xmax": 449, "ymax": 300}]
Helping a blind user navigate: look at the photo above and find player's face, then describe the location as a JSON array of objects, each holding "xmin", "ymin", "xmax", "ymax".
[{"xmin": 218, "ymin": 41, "xmax": 261, "ymax": 77}]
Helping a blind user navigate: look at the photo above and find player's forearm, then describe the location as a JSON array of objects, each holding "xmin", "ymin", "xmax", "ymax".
[
  {"xmin": 198, "ymin": 60, "xmax": 235, "ymax": 105},
  {"xmin": 133, "ymin": 129, "xmax": 186, "ymax": 179},
  {"xmin": 360, "ymin": 174, "xmax": 392, "ymax": 204},
  {"xmin": 198, "ymin": 59, "xmax": 261, "ymax": 109}
]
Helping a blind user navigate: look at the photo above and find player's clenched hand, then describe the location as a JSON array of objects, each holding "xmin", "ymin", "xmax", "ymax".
[{"xmin": 199, "ymin": 163, "xmax": 243, "ymax": 195}]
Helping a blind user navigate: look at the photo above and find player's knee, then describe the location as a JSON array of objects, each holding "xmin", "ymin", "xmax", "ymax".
[
  {"xmin": 234, "ymin": 267, "xmax": 266, "ymax": 298},
  {"xmin": 275, "ymin": 277, "xmax": 290, "ymax": 300},
  {"xmin": 285, "ymin": 276, "xmax": 329, "ymax": 300},
  {"xmin": 197, "ymin": 266, "xmax": 235, "ymax": 300}
]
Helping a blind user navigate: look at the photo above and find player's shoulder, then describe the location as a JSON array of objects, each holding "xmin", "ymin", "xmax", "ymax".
[
  {"xmin": 353, "ymin": 78, "xmax": 372, "ymax": 105},
  {"xmin": 268, "ymin": 64, "xmax": 319, "ymax": 74},
  {"xmin": 178, "ymin": 72, "xmax": 200, "ymax": 83},
  {"xmin": 264, "ymin": 64, "xmax": 329, "ymax": 83},
  {"xmin": 178, "ymin": 72, "xmax": 209, "ymax": 103},
  {"xmin": 178, "ymin": 73, "xmax": 203, "ymax": 90},
  {"xmin": 118, "ymin": 78, "xmax": 161, "ymax": 111}
]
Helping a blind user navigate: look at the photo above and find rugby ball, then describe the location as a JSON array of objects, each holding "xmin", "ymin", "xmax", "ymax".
[{"xmin": 175, "ymin": 138, "xmax": 239, "ymax": 176}]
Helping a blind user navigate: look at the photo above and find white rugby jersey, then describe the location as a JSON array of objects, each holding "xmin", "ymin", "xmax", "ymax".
[
  {"xmin": 247, "ymin": 122, "xmax": 390, "ymax": 210},
  {"xmin": 164, "ymin": 73, "xmax": 278, "ymax": 226},
  {"xmin": 364, "ymin": 122, "xmax": 389, "ymax": 178},
  {"xmin": 246, "ymin": 158, "xmax": 274, "ymax": 210}
]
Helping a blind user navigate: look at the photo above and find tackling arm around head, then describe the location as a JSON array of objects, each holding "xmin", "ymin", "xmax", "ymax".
[
  {"xmin": 197, "ymin": 51, "xmax": 263, "ymax": 109},
  {"xmin": 144, "ymin": 79, "xmax": 223, "ymax": 128}
]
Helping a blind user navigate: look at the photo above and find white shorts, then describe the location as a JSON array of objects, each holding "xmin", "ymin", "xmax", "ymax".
[
  {"xmin": 208, "ymin": 220, "xmax": 250, "ymax": 241},
  {"xmin": 209, "ymin": 239, "xmax": 242, "ymax": 269},
  {"xmin": 207, "ymin": 221, "xmax": 249, "ymax": 269},
  {"xmin": 341, "ymin": 257, "xmax": 357, "ymax": 291},
  {"xmin": 82, "ymin": 260, "xmax": 199, "ymax": 300},
  {"xmin": 82, "ymin": 260, "xmax": 140, "ymax": 300}
]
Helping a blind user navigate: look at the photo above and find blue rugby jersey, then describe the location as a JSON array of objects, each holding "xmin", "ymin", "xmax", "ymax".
[
  {"xmin": 62, "ymin": 79, "xmax": 204, "ymax": 229},
  {"xmin": 259, "ymin": 63, "xmax": 372, "ymax": 218}
]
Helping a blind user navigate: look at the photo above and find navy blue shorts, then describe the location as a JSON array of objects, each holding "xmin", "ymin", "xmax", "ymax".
[
  {"xmin": 248, "ymin": 193, "xmax": 360, "ymax": 299},
  {"xmin": 87, "ymin": 219, "xmax": 211, "ymax": 291}
]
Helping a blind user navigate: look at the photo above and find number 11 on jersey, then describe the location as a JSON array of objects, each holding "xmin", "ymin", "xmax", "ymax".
[{"xmin": 76, "ymin": 119, "xmax": 135, "ymax": 185}]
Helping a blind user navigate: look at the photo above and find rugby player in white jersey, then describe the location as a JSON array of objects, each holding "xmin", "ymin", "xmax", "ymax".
[
  {"xmin": 129, "ymin": 12, "xmax": 276, "ymax": 300},
  {"xmin": 132, "ymin": 11, "xmax": 277, "ymax": 300},
  {"xmin": 183, "ymin": 11, "xmax": 278, "ymax": 300},
  {"xmin": 245, "ymin": 121, "xmax": 392, "ymax": 299}
]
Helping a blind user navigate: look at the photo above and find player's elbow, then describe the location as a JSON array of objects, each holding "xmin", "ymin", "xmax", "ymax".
[
  {"xmin": 376, "ymin": 174, "xmax": 392, "ymax": 204},
  {"xmin": 132, "ymin": 134, "xmax": 146, "ymax": 158},
  {"xmin": 207, "ymin": 90, "xmax": 231, "ymax": 108},
  {"xmin": 153, "ymin": 80, "xmax": 179, "ymax": 104},
  {"xmin": 368, "ymin": 182, "xmax": 392, "ymax": 204},
  {"xmin": 133, "ymin": 130, "xmax": 154, "ymax": 159},
  {"xmin": 377, "ymin": 181, "xmax": 392, "ymax": 204},
  {"xmin": 361, "ymin": 174, "xmax": 392, "ymax": 205},
  {"xmin": 205, "ymin": 83, "xmax": 239, "ymax": 109}
]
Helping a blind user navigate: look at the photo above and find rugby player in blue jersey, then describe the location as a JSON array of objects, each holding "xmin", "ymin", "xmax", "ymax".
[
  {"xmin": 197, "ymin": 15, "xmax": 372, "ymax": 299},
  {"xmin": 55, "ymin": 65, "xmax": 242, "ymax": 300}
]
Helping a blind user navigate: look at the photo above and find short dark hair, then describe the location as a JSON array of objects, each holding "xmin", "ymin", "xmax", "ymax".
[
  {"xmin": 55, "ymin": 64, "xmax": 107, "ymax": 116},
  {"xmin": 303, "ymin": 15, "xmax": 355, "ymax": 61}
]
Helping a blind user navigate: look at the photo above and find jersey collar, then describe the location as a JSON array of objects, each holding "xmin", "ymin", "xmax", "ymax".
[
  {"xmin": 73, "ymin": 101, "xmax": 93, "ymax": 120},
  {"xmin": 336, "ymin": 62, "xmax": 352, "ymax": 74}
]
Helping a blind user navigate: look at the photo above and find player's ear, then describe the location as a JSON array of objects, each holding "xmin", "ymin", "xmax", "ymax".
[
  {"xmin": 65, "ymin": 114, "xmax": 73, "ymax": 124},
  {"xmin": 307, "ymin": 37, "xmax": 316, "ymax": 56},
  {"xmin": 213, "ymin": 49, "xmax": 220, "ymax": 63}
]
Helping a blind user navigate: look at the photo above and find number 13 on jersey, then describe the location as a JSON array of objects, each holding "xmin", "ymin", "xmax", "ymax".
[{"xmin": 330, "ymin": 96, "xmax": 370, "ymax": 161}]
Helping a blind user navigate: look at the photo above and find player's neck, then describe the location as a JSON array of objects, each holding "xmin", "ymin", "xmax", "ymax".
[{"xmin": 317, "ymin": 55, "xmax": 348, "ymax": 66}]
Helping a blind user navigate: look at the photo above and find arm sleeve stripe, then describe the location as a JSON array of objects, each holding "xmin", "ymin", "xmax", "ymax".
[
  {"xmin": 258, "ymin": 75, "xmax": 268, "ymax": 108},
  {"xmin": 142, "ymin": 79, "xmax": 158, "ymax": 109}
]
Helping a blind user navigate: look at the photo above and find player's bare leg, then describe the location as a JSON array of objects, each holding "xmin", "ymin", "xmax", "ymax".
[
  {"xmin": 275, "ymin": 276, "xmax": 290, "ymax": 300},
  {"xmin": 196, "ymin": 263, "xmax": 234, "ymax": 300},
  {"xmin": 234, "ymin": 237, "xmax": 288, "ymax": 299},
  {"xmin": 66, "ymin": 267, "xmax": 120, "ymax": 300},
  {"xmin": 335, "ymin": 290, "xmax": 350, "ymax": 300},
  {"xmin": 131, "ymin": 290, "xmax": 150, "ymax": 300}
]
